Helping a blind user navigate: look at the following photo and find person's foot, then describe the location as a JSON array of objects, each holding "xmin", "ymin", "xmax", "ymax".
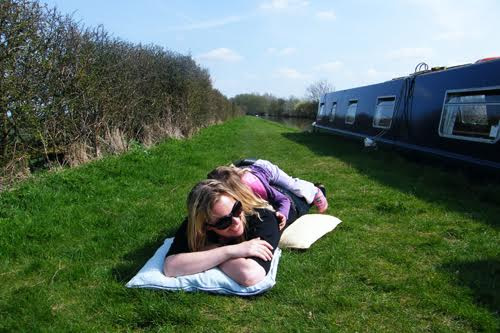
[
  {"xmin": 313, "ymin": 187, "xmax": 328, "ymax": 213},
  {"xmin": 314, "ymin": 183, "xmax": 326, "ymax": 197}
]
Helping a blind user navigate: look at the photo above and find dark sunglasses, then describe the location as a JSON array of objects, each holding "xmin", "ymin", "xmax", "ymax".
[{"xmin": 207, "ymin": 200, "xmax": 243, "ymax": 230}]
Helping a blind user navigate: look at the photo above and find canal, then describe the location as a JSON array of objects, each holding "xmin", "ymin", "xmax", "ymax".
[{"xmin": 259, "ymin": 115, "xmax": 314, "ymax": 131}]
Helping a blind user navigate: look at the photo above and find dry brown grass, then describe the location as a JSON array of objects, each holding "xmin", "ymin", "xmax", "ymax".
[
  {"xmin": 65, "ymin": 142, "xmax": 93, "ymax": 167},
  {"xmin": 142, "ymin": 121, "xmax": 184, "ymax": 147},
  {"xmin": 102, "ymin": 128, "xmax": 129, "ymax": 154},
  {"xmin": 0, "ymin": 120, "xmax": 204, "ymax": 191},
  {"xmin": 0, "ymin": 155, "xmax": 31, "ymax": 191},
  {"xmin": 65, "ymin": 128, "xmax": 128, "ymax": 168}
]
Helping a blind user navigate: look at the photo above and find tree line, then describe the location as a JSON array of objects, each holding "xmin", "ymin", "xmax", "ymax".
[
  {"xmin": 0, "ymin": 0, "xmax": 239, "ymax": 185},
  {"xmin": 231, "ymin": 94, "xmax": 314, "ymax": 118},
  {"xmin": 232, "ymin": 80, "xmax": 333, "ymax": 119}
]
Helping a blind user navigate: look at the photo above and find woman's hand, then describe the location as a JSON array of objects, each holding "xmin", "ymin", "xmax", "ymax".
[
  {"xmin": 231, "ymin": 237, "xmax": 273, "ymax": 261},
  {"xmin": 276, "ymin": 212, "xmax": 287, "ymax": 230}
]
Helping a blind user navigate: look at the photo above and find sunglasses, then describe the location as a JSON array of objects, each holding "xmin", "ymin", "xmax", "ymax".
[{"xmin": 207, "ymin": 200, "xmax": 243, "ymax": 230}]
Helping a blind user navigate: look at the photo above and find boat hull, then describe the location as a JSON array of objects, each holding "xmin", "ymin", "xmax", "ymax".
[{"xmin": 313, "ymin": 60, "xmax": 500, "ymax": 170}]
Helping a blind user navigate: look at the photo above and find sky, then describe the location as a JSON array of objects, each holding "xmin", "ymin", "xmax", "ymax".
[{"xmin": 40, "ymin": 0, "xmax": 500, "ymax": 99}]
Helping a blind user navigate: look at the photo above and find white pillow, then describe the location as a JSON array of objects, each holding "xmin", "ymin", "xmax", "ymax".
[
  {"xmin": 126, "ymin": 237, "xmax": 281, "ymax": 296},
  {"xmin": 279, "ymin": 214, "xmax": 342, "ymax": 249}
]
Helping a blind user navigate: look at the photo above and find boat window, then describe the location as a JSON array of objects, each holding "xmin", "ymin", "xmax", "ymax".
[
  {"xmin": 345, "ymin": 100, "xmax": 357, "ymax": 124},
  {"xmin": 317, "ymin": 103, "xmax": 325, "ymax": 119},
  {"xmin": 329, "ymin": 102, "xmax": 337, "ymax": 122},
  {"xmin": 439, "ymin": 88, "xmax": 500, "ymax": 143},
  {"xmin": 373, "ymin": 96, "xmax": 396, "ymax": 129}
]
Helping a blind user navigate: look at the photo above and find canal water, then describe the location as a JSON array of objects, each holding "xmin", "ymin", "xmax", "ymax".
[{"xmin": 259, "ymin": 115, "xmax": 314, "ymax": 131}]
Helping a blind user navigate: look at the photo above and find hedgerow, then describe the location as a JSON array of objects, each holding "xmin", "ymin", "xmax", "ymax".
[{"xmin": 0, "ymin": 0, "xmax": 239, "ymax": 186}]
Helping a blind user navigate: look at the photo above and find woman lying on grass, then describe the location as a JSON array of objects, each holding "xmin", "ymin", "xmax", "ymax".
[
  {"xmin": 207, "ymin": 159, "xmax": 328, "ymax": 230},
  {"xmin": 163, "ymin": 179, "xmax": 280, "ymax": 287}
]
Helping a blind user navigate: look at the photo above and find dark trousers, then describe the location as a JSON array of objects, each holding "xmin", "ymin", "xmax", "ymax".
[{"xmin": 274, "ymin": 186, "xmax": 310, "ymax": 229}]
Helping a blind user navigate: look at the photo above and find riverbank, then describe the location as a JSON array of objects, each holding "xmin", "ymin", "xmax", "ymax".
[{"xmin": 1, "ymin": 116, "xmax": 498, "ymax": 331}]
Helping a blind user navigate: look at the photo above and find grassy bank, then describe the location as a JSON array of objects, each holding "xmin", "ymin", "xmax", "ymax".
[{"xmin": 1, "ymin": 116, "xmax": 498, "ymax": 332}]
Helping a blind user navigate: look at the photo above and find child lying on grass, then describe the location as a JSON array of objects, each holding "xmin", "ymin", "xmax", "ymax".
[{"xmin": 208, "ymin": 158, "xmax": 328, "ymax": 230}]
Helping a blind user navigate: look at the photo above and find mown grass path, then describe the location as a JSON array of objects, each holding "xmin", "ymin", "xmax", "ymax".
[{"xmin": 1, "ymin": 116, "xmax": 498, "ymax": 332}]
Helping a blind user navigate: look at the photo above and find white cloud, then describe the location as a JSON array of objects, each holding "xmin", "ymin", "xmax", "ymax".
[
  {"xmin": 279, "ymin": 47, "xmax": 296, "ymax": 55},
  {"xmin": 260, "ymin": 0, "xmax": 309, "ymax": 10},
  {"xmin": 386, "ymin": 47, "xmax": 434, "ymax": 60},
  {"xmin": 408, "ymin": 0, "xmax": 489, "ymax": 42},
  {"xmin": 267, "ymin": 47, "xmax": 296, "ymax": 56},
  {"xmin": 314, "ymin": 61, "xmax": 343, "ymax": 73},
  {"xmin": 360, "ymin": 68, "xmax": 385, "ymax": 86},
  {"xmin": 196, "ymin": 48, "xmax": 243, "ymax": 62},
  {"xmin": 360, "ymin": 68, "xmax": 401, "ymax": 86},
  {"xmin": 169, "ymin": 16, "xmax": 242, "ymax": 31},
  {"xmin": 366, "ymin": 68, "xmax": 379, "ymax": 77},
  {"xmin": 424, "ymin": 2, "xmax": 467, "ymax": 41},
  {"xmin": 275, "ymin": 67, "xmax": 308, "ymax": 79},
  {"xmin": 316, "ymin": 10, "xmax": 336, "ymax": 21}
]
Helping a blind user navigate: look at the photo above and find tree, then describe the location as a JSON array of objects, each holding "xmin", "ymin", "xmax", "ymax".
[
  {"xmin": 232, "ymin": 93, "xmax": 271, "ymax": 115},
  {"xmin": 305, "ymin": 79, "xmax": 334, "ymax": 102}
]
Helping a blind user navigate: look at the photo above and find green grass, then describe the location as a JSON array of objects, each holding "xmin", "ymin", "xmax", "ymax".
[{"xmin": 0, "ymin": 116, "xmax": 498, "ymax": 332}]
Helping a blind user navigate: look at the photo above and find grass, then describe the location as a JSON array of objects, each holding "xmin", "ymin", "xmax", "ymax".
[{"xmin": 0, "ymin": 116, "xmax": 498, "ymax": 332}]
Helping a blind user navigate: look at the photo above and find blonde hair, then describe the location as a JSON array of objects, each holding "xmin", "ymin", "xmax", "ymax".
[
  {"xmin": 186, "ymin": 179, "xmax": 272, "ymax": 252},
  {"xmin": 207, "ymin": 165, "xmax": 272, "ymax": 209}
]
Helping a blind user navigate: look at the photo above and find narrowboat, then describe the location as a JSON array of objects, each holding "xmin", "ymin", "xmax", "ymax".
[{"xmin": 312, "ymin": 58, "xmax": 500, "ymax": 171}]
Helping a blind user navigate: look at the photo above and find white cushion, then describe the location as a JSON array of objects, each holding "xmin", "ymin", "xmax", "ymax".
[
  {"xmin": 126, "ymin": 237, "xmax": 281, "ymax": 296},
  {"xmin": 279, "ymin": 214, "xmax": 342, "ymax": 249}
]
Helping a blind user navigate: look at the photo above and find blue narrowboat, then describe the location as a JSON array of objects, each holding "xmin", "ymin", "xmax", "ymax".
[{"xmin": 313, "ymin": 58, "xmax": 500, "ymax": 170}]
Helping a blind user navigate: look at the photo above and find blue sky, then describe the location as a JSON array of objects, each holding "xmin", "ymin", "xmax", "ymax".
[{"xmin": 41, "ymin": 0, "xmax": 500, "ymax": 99}]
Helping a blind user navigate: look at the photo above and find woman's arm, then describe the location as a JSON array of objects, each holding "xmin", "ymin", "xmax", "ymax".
[
  {"xmin": 164, "ymin": 238, "xmax": 273, "ymax": 278},
  {"xmin": 218, "ymin": 258, "xmax": 267, "ymax": 286},
  {"xmin": 164, "ymin": 245, "xmax": 233, "ymax": 277},
  {"xmin": 225, "ymin": 209, "xmax": 281, "ymax": 286}
]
